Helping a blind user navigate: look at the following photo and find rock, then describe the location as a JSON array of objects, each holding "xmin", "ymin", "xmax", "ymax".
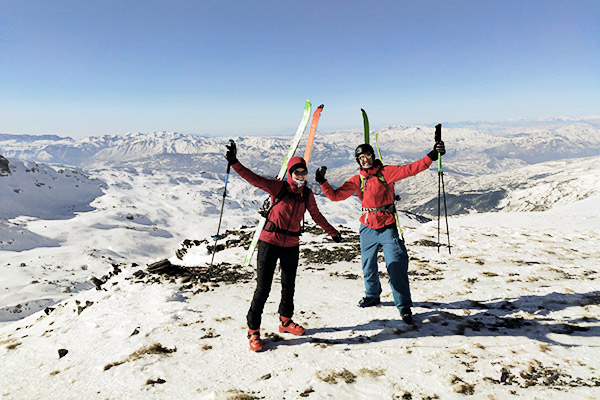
[
  {"xmin": 132, "ymin": 270, "xmax": 146, "ymax": 279},
  {"xmin": 58, "ymin": 349, "xmax": 68, "ymax": 359},
  {"xmin": 0, "ymin": 155, "xmax": 9, "ymax": 176},
  {"xmin": 147, "ymin": 259, "xmax": 186, "ymax": 275},
  {"xmin": 90, "ymin": 276, "xmax": 104, "ymax": 290}
]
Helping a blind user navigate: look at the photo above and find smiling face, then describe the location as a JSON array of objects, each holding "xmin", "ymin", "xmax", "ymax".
[
  {"xmin": 358, "ymin": 152, "xmax": 374, "ymax": 169},
  {"xmin": 292, "ymin": 167, "xmax": 308, "ymax": 182}
]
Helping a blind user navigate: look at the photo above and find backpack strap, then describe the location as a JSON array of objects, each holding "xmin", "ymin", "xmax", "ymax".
[
  {"xmin": 359, "ymin": 170, "xmax": 392, "ymax": 196},
  {"xmin": 262, "ymin": 183, "xmax": 311, "ymax": 236},
  {"xmin": 258, "ymin": 183, "xmax": 288, "ymax": 219},
  {"xmin": 362, "ymin": 204, "xmax": 395, "ymax": 214},
  {"xmin": 359, "ymin": 169, "xmax": 397, "ymax": 223}
]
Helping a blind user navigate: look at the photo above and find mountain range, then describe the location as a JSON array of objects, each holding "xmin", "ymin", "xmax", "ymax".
[{"xmin": 2, "ymin": 118, "xmax": 600, "ymax": 218}]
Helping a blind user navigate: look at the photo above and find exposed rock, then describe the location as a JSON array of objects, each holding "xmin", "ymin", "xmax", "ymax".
[
  {"xmin": 145, "ymin": 258, "xmax": 253, "ymax": 288},
  {"xmin": 0, "ymin": 154, "xmax": 9, "ymax": 176},
  {"xmin": 90, "ymin": 263, "xmax": 127, "ymax": 290}
]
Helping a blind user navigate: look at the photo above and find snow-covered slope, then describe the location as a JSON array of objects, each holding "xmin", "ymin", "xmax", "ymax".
[
  {"xmin": 1, "ymin": 120, "xmax": 600, "ymax": 399},
  {"xmin": 0, "ymin": 159, "xmax": 105, "ymax": 221},
  {"xmin": 1, "ymin": 152, "xmax": 599, "ymax": 324},
  {"xmin": 0, "ymin": 193, "xmax": 598, "ymax": 399}
]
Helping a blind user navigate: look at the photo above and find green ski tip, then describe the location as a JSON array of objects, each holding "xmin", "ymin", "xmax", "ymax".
[{"xmin": 361, "ymin": 108, "xmax": 370, "ymax": 144}]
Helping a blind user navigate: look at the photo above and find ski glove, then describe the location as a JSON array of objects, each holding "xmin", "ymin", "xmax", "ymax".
[
  {"xmin": 315, "ymin": 166, "xmax": 328, "ymax": 184},
  {"xmin": 427, "ymin": 141, "xmax": 446, "ymax": 161},
  {"xmin": 225, "ymin": 141, "xmax": 238, "ymax": 164},
  {"xmin": 332, "ymin": 233, "xmax": 342, "ymax": 243}
]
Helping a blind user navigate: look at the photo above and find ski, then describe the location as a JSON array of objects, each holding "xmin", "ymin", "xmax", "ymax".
[
  {"xmin": 303, "ymin": 104, "xmax": 324, "ymax": 167},
  {"xmin": 361, "ymin": 108, "xmax": 370, "ymax": 144},
  {"xmin": 375, "ymin": 132, "xmax": 383, "ymax": 160},
  {"xmin": 243, "ymin": 100, "xmax": 312, "ymax": 266}
]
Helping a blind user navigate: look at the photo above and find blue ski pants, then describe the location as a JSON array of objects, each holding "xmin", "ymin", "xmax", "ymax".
[{"xmin": 360, "ymin": 223, "xmax": 412, "ymax": 311}]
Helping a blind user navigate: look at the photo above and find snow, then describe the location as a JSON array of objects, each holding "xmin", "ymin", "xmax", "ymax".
[{"xmin": 1, "ymin": 127, "xmax": 600, "ymax": 399}]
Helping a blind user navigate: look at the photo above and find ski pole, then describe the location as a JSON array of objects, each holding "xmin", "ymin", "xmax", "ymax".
[
  {"xmin": 210, "ymin": 139, "xmax": 234, "ymax": 267},
  {"xmin": 435, "ymin": 124, "xmax": 451, "ymax": 254}
]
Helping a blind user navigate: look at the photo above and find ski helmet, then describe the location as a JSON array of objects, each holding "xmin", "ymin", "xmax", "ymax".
[{"xmin": 355, "ymin": 144, "xmax": 375, "ymax": 162}]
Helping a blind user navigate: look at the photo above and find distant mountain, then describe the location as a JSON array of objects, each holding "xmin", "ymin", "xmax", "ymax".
[
  {"xmin": 2, "ymin": 118, "xmax": 600, "ymax": 177},
  {"xmin": 0, "ymin": 133, "xmax": 69, "ymax": 142},
  {"xmin": 410, "ymin": 155, "xmax": 600, "ymax": 216}
]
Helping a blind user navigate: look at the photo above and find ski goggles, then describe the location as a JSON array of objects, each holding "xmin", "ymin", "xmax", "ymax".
[
  {"xmin": 292, "ymin": 169, "xmax": 308, "ymax": 176},
  {"xmin": 358, "ymin": 154, "xmax": 373, "ymax": 161}
]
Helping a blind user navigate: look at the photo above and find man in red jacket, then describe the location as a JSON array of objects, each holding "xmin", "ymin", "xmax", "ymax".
[
  {"xmin": 315, "ymin": 140, "xmax": 445, "ymax": 323},
  {"xmin": 226, "ymin": 142, "xmax": 341, "ymax": 351}
]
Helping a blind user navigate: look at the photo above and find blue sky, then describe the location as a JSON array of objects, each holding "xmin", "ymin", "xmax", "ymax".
[{"xmin": 1, "ymin": 0, "xmax": 599, "ymax": 138}]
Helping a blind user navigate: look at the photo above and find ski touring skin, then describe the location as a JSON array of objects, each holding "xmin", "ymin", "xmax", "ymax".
[
  {"xmin": 303, "ymin": 104, "xmax": 324, "ymax": 167},
  {"xmin": 243, "ymin": 100, "xmax": 312, "ymax": 266}
]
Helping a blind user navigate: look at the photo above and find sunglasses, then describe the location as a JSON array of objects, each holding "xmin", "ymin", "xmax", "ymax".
[
  {"xmin": 292, "ymin": 169, "xmax": 308, "ymax": 176},
  {"xmin": 358, "ymin": 154, "xmax": 373, "ymax": 161}
]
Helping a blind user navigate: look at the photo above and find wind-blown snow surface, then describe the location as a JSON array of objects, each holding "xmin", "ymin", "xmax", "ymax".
[{"xmin": 1, "ymin": 124, "xmax": 600, "ymax": 398}]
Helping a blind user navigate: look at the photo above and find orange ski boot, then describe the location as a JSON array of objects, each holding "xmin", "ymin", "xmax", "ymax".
[
  {"xmin": 247, "ymin": 329, "xmax": 263, "ymax": 352},
  {"xmin": 278, "ymin": 316, "xmax": 305, "ymax": 336}
]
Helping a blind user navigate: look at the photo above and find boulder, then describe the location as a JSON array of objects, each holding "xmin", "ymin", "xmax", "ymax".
[{"xmin": 0, "ymin": 154, "xmax": 9, "ymax": 176}]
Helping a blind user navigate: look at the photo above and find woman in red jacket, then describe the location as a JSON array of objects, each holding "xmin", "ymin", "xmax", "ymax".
[{"xmin": 225, "ymin": 141, "xmax": 341, "ymax": 352}]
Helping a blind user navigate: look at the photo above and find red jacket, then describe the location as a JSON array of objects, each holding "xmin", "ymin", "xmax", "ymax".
[
  {"xmin": 232, "ymin": 156, "xmax": 340, "ymax": 247},
  {"xmin": 321, "ymin": 156, "xmax": 433, "ymax": 229}
]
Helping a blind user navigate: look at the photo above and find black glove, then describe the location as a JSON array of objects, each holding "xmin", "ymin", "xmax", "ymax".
[
  {"xmin": 427, "ymin": 141, "xmax": 446, "ymax": 161},
  {"xmin": 332, "ymin": 233, "xmax": 342, "ymax": 243},
  {"xmin": 315, "ymin": 166, "xmax": 328, "ymax": 184},
  {"xmin": 225, "ymin": 141, "xmax": 238, "ymax": 164}
]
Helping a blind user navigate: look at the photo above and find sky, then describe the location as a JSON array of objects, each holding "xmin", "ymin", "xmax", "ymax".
[{"xmin": 1, "ymin": 0, "xmax": 599, "ymax": 139}]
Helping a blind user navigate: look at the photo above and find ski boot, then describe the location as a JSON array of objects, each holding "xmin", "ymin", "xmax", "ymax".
[
  {"xmin": 400, "ymin": 307, "xmax": 413, "ymax": 324},
  {"xmin": 278, "ymin": 316, "xmax": 305, "ymax": 335},
  {"xmin": 358, "ymin": 296, "xmax": 381, "ymax": 308},
  {"xmin": 248, "ymin": 328, "xmax": 263, "ymax": 352}
]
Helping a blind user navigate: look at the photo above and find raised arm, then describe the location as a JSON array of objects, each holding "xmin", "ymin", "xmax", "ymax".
[
  {"xmin": 316, "ymin": 166, "xmax": 359, "ymax": 202},
  {"xmin": 226, "ymin": 141, "xmax": 281, "ymax": 195}
]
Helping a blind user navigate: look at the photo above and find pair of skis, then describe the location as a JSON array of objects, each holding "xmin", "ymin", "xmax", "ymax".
[{"xmin": 242, "ymin": 100, "xmax": 324, "ymax": 266}]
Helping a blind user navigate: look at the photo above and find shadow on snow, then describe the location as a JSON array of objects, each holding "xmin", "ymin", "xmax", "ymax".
[{"xmin": 266, "ymin": 291, "xmax": 599, "ymax": 350}]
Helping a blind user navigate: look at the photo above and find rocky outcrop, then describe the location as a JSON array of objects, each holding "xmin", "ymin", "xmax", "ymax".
[{"xmin": 0, "ymin": 154, "xmax": 10, "ymax": 176}]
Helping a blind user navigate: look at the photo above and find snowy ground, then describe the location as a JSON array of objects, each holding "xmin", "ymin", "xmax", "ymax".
[
  {"xmin": 1, "ymin": 187, "xmax": 599, "ymax": 399},
  {"xmin": 1, "ymin": 148, "xmax": 600, "ymax": 399}
]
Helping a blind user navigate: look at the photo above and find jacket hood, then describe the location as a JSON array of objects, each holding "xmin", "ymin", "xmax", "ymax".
[{"xmin": 286, "ymin": 156, "xmax": 307, "ymax": 191}]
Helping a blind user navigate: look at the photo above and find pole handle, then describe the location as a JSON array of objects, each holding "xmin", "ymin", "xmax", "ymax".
[
  {"xmin": 435, "ymin": 124, "xmax": 442, "ymax": 143},
  {"xmin": 226, "ymin": 138, "xmax": 235, "ymax": 173},
  {"xmin": 434, "ymin": 124, "xmax": 443, "ymax": 172}
]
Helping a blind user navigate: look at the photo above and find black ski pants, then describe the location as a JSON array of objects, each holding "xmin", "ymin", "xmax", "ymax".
[{"xmin": 247, "ymin": 240, "xmax": 300, "ymax": 330}]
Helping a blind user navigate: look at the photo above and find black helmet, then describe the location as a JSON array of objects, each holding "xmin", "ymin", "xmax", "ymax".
[{"xmin": 355, "ymin": 144, "xmax": 375, "ymax": 160}]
